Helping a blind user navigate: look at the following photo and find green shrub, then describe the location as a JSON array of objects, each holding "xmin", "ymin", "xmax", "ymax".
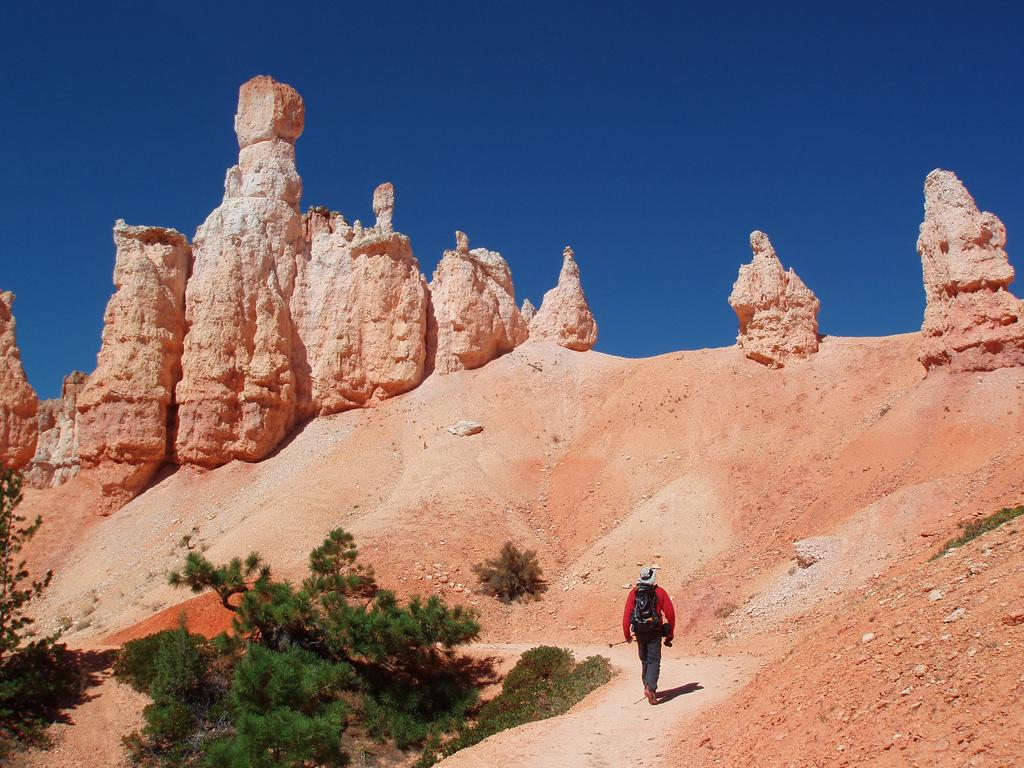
[
  {"xmin": 116, "ymin": 626, "xmax": 227, "ymax": 766},
  {"xmin": 115, "ymin": 630, "xmax": 180, "ymax": 693},
  {"xmin": 415, "ymin": 646, "xmax": 613, "ymax": 767},
  {"xmin": 933, "ymin": 504, "xmax": 1024, "ymax": 559},
  {"xmin": 472, "ymin": 542, "xmax": 546, "ymax": 603}
]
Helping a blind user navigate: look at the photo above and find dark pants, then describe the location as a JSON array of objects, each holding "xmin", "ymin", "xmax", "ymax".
[{"xmin": 636, "ymin": 631, "xmax": 662, "ymax": 691}]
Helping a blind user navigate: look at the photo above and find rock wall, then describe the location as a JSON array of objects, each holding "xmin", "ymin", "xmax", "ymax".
[
  {"xmin": 529, "ymin": 246, "xmax": 598, "ymax": 351},
  {"xmin": 427, "ymin": 232, "xmax": 529, "ymax": 374},
  {"xmin": 26, "ymin": 371, "xmax": 88, "ymax": 488},
  {"xmin": 728, "ymin": 231, "xmax": 820, "ymax": 368},
  {"xmin": 76, "ymin": 221, "xmax": 190, "ymax": 507},
  {"xmin": 20, "ymin": 74, "xmax": 603, "ymax": 493},
  {"xmin": 0, "ymin": 292, "xmax": 38, "ymax": 469},
  {"xmin": 917, "ymin": 169, "xmax": 1024, "ymax": 372},
  {"xmin": 174, "ymin": 76, "xmax": 305, "ymax": 466},
  {"xmin": 292, "ymin": 184, "xmax": 429, "ymax": 417}
]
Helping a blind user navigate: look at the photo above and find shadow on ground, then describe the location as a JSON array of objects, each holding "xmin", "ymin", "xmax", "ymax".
[
  {"xmin": 1, "ymin": 646, "xmax": 117, "ymax": 756},
  {"xmin": 656, "ymin": 682, "xmax": 703, "ymax": 704}
]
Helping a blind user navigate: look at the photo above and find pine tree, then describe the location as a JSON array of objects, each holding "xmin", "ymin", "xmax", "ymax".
[
  {"xmin": 204, "ymin": 645, "xmax": 352, "ymax": 768},
  {"xmin": 0, "ymin": 469, "xmax": 52, "ymax": 663}
]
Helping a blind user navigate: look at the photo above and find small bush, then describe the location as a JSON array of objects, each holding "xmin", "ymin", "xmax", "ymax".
[
  {"xmin": 933, "ymin": 504, "xmax": 1024, "ymax": 559},
  {"xmin": 115, "ymin": 630, "xmax": 178, "ymax": 693},
  {"xmin": 414, "ymin": 646, "xmax": 613, "ymax": 767},
  {"xmin": 115, "ymin": 626, "xmax": 228, "ymax": 767},
  {"xmin": 472, "ymin": 543, "xmax": 546, "ymax": 603}
]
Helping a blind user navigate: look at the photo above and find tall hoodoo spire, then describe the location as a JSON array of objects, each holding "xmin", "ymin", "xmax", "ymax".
[
  {"xmin": 528, "ymin": 245, "xmax": 598, "ymax": 351},
  {"xmin": 75, "ymin": 221, "xmax": 190, "ymax": 509},
  {"xmin": 917, "ymin": 169, "xmax": 1024, "ymax": 372},
  {"xmin": 174, "ymin": 75, "xmax": 306, "ymax": 467}
]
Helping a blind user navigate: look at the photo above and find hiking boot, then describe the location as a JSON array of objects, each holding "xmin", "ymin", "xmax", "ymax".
[{"xmin": 644, "ymin": 687, "xmax": 658, "ymax": 705}]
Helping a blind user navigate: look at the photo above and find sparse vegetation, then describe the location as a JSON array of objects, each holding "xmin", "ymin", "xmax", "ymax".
[
  {"xmin": 713, "ymin": 601, "xmax": 739, "ymax": 619},
  {"xmin": 117, "ymin": 528, "xmax": 483, "ymax": 766},
  {"xmin": 414, "ymin": 646, "xmax": 613, "ymax": 767},
  {"xmin": 472, "ymin": 542, "xmax": 546, "ymax": 603},
  {"xmin": 933, "ymin": 504, "xmax": 1024, "ymax": 560},
  {"xmin": 0, "ymin": 469, "xmax": 87, "ymax": 758}
]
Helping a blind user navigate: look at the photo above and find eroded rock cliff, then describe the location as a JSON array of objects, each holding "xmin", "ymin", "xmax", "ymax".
[
  {"xmin": 0, "ymin": 292, "xmax": 38, "ymax": 469},
  {"xmin": 728, "ymin": 231, "xmax": 820, "ymax": 368},
  {"xmin": 174, "ymin": 76, "xmax": 305, "ymax": 466},
  {"xmin": 292, "ymin": 184, "xmax": 429, "ymax": 416},
  {"xmin": 427, "ymin": 232, "xmax": 529, "ymax": 373},
  {"xmin": 917, "ymin": 169, "xmax": 1024, "ymax": 372},
  {"xmin": 76, "ymin": 221, "xmax": 190, "ymax": 507},
  {"xmin": 26, "ymin": 371, "xmax": 88, "ymax": 488}
]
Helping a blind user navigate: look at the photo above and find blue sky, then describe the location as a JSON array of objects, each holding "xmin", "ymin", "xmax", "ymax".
[{"xmin": 3, "ymin": 1, "xmax": 1023, "ymax": 398}]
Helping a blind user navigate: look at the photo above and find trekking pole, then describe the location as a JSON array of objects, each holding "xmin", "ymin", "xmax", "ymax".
[{"xmin": 608, "ymin": 638, "xmax": 632, "ymax": 648}]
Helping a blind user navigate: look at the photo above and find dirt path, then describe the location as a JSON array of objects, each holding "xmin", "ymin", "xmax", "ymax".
[
  {"xmin": 16, "ymin": 650, "xmax": 146, "ymax": 768},
  {"xmin": 438, "ymin": 644, "xmax": 758, "ymax": 768}
]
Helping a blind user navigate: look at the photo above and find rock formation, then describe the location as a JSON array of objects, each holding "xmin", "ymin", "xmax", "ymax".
[
  {"xmin": 917, "ymin": 169, "xmax": 1024, "ymax": 372},
  {"xmin": 728, "ymin": 231, "xmax": 820, "ymax": 368},
  {"xmin": 521, "ymin": 298, "xmax": 537, "ymax": 325},
  {"xmin": 427, "ymin": 232, "xmax": 529, "ymax": 373},
  {"xmin": 291, "ymin": 184, "xmax": 429, "ymax": 416},
  {"xmin": 174, "ymin": 76, "xmax": 305, "ymax": 466},
  {"xmin": 26, "ymin": 371, "xmax": 88, "ymax": 488},
  {"xmin": 76, "ymin": 221, "xmax": 190, "ymax": 506},
  {"xmin": 529, "ymin": 246, "xmax": 598, "ymax": 351},
  {"xmin": 0, "ymin": 292, "xmax": 38, "ymax": 469}
]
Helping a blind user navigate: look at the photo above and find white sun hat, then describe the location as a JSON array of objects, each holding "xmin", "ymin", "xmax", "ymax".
[{"xmin": 637, "ymin": 566, "xmax": 658, "ymax": 585}]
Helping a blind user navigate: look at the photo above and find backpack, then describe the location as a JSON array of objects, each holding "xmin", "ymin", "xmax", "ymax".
[{"xmin": 630, "ymin": 584, "xmax": 661, "ymax": 633}]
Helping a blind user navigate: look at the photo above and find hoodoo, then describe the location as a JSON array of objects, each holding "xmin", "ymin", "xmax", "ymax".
[
  {"xmin": 75, "ymin": 221, "xmax": 190, "ymax": 508},
  {"xmin": 728, "ymin": 231, "xmax": 820, "ymax": 368},
  {"xmin": 26, "ymin": 370, "xmax": 88, "ymax": 489},
  {"xmin": 427, "ymin": 231, "xmax": 529, "ymax": 373},
  {"xmin": 529, "ymin": 246, "xmax": 598, "ymax": 351},
  {"xmin": 174, "ymin": 76, "xmax": 306, "ymax": 467},
  {"xmin": 292, "ymin": 183, "xmax": 429, "ymax": 417},
  {"xmin": 917, "ymin": 169, "xmax": 1024, "ymax": 372},
  {"xmin": 0, "ymin": 291, "xmax": 38, "ymax": 469},
  {"xmin": 520, "ymin": 298, "xmax": 537, "ymax": 324}
]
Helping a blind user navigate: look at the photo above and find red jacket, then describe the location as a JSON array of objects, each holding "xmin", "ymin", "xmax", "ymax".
[{"xmin": 623, "ymin": 585, "xmax": 675, "ymax": 641}]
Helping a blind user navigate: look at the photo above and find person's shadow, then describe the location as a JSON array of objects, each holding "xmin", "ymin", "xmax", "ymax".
[{"xmin": 655, "ymin": 682, "xmax": 703, "ymax": 704}]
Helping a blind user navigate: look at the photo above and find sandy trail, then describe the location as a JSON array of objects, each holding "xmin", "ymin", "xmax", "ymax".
[{"xmin": 438, "ymin": 644, "xmax": 757, "ymax": 768}]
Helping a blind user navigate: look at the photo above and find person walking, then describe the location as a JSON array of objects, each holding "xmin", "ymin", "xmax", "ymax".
[{"xmin": 622, "ymin": 565, "xmax": 675, "ymax": 705}]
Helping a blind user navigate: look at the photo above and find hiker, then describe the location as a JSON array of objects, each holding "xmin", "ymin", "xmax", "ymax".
[{"xmin": 622, "ymin": 565, "xmax": 675, "ymax": 705}]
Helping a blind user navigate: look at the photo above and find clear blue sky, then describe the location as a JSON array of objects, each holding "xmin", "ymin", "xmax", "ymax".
[{"xmin": 3, "ymin": 1, "xmax": 1023, "ymax": 398}]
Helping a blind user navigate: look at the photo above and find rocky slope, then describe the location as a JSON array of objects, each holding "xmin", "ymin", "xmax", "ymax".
[{"xmin": 18, "ymin": 333, "xmax": 1024, "ymax": 768}]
